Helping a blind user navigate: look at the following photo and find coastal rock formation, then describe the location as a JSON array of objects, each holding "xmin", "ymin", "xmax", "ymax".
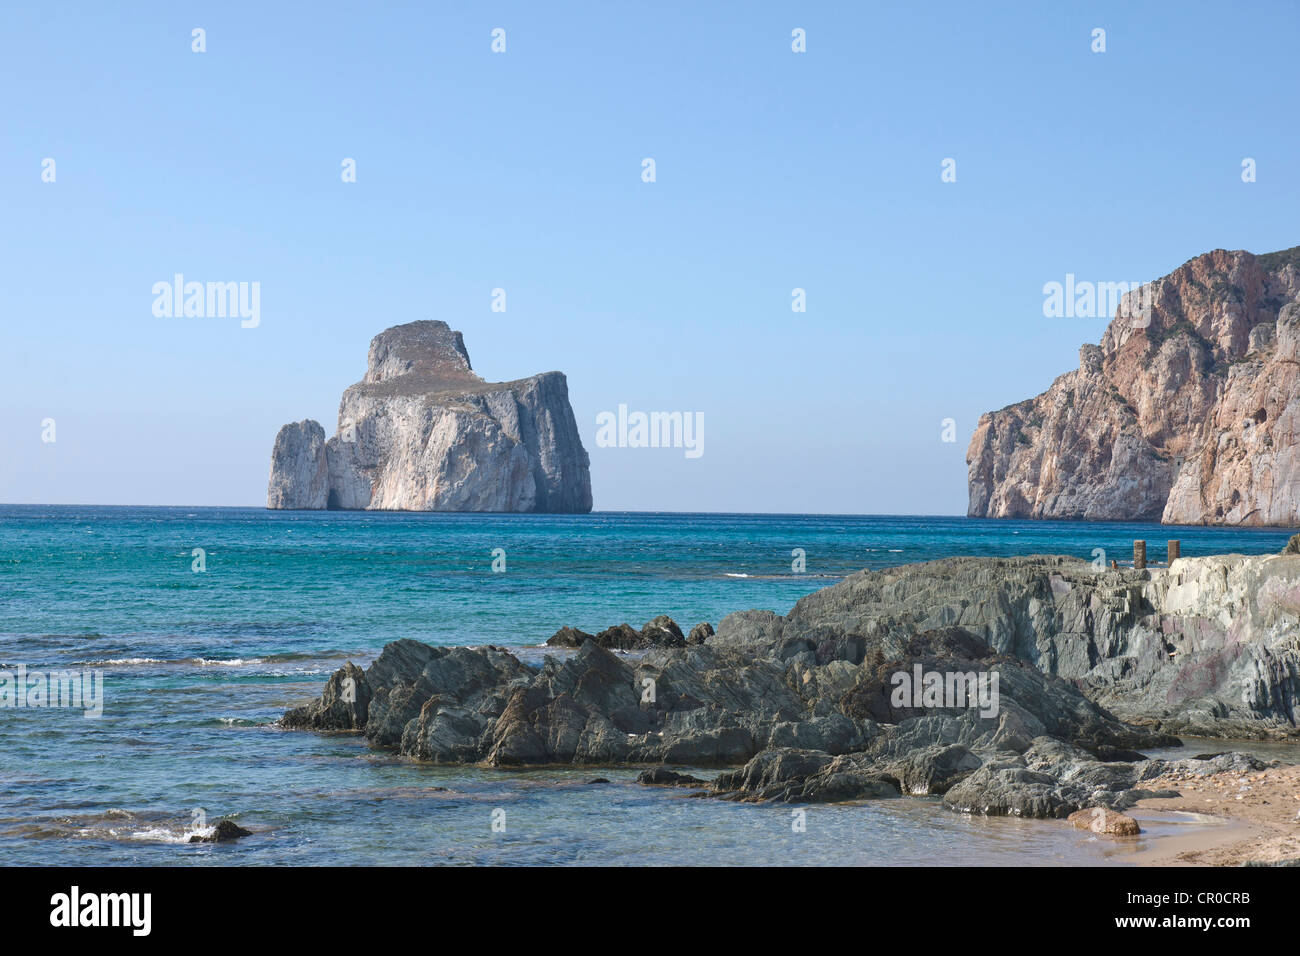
[
  {"xmin": 968, "ymin": 246, "xmax": 1300, "ymax": 525},
  {"xmin": 546, "ymin": 616, "xmax": 689, "ymax": 651},
  {"xmin": 783, "ymin": 553, "xmax": 1300, "ymax": 738},
  {"xmin": 267, "ymin": 321, "xmax": 592, "ymax": 512},
  {"xmin": 284, "ymin": 619, "xmax": 1170, "ymax": 781},
  {"xmin": 283, "ymin": 551, "xmax": 1300, "ymax": 818}
]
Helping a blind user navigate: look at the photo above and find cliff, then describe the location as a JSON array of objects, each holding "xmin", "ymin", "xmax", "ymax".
[
  {"xmin": 267, "ymin": 321, "xmax": 592, "ymax": 512},
  {"xmin": 967, "ymin": 246, "xmax": 1300, "ymax": 524}
]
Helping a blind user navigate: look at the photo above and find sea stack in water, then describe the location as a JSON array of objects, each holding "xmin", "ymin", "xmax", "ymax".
[
  {"xmin": 967, "ymin": 246, "xmax": 1300, "ymax": 525},
  {"xmin": 267, "ymin": 321, "xmax": 592, "ymax": 512}
]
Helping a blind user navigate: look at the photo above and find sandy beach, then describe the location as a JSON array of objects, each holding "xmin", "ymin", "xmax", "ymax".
[{"xmin": 1131, "ymin": 761, "xmax": 1300, "ymax": 866}]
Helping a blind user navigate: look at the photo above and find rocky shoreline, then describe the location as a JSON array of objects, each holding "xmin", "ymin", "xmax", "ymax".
[{"xmin": 281, "ymin": 550, "xmax": 1300, "ymax": 859}]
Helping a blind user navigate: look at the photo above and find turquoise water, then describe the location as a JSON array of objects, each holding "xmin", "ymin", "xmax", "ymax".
[{"xmin": 1, "ymin": 506, "xmax": 1296, "ymax": 865}]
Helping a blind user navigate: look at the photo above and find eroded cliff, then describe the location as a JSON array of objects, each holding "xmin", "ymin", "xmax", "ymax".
[{"xmin": 968, "ymin": 246, "xmax": 1300, "ymax": 525}]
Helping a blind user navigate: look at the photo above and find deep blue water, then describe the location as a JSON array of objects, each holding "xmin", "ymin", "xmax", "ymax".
[{"xmin": 1, "ymin": 506, "xmax": 1295, "ymax": 865}]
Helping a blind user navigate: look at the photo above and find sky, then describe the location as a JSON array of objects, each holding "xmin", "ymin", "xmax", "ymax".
[{"xmin": 2, "ymin": 1, "xmax": 1298, "ymax": 513}]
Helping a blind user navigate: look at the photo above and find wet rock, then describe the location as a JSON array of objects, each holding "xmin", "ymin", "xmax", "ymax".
[
  {"xmin": 594, "ymin": 623, "xmax": 642, "ymax": 650},
  {"xmin": 712, "ymin": 749, "xmax": 900, "ymax": 804},
  {"xmin": 878, "ymin": 744, "xmax": 983, "ymax": 795},
  {"xmin": 1068, "ymin": 807, "xmax": 1141, "ymax": 836},
  {"xmin": 637, "ymin": 768, "xmax": 706, "ymax": 787},
  {"xmin": 282, "ymin": 662, "xmax": 370, "ymax": 731},
  {"xmin": 190, "ymin": 820, "xmax": 252, "ymax": 843}
]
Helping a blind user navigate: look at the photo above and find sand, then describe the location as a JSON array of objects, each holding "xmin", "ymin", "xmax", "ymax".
[{"xmin": 1128, "ymin": 762, "xmax": 1300, "ymax": 866}]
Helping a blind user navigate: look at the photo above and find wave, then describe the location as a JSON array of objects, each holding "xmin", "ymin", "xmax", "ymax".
[
  {"xmin": 78, "ymin": 657, "xmax": 166, "ymax": 666},
  {"xmin": 122, "ymin": 825, "xmax": 215, "ymax": 844}
]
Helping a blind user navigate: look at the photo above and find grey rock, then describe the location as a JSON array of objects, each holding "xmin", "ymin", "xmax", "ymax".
[
  {"xmin": 779, "ymin": 553, "xmax": 1300, "ymax": 738},
  {"xmin": 687, "ymin": 622, "xmax": 715, "ymax": 645},
  {"xmin": 712, "ymin": 749, "xmax": 901, "ymax": 804},
  {"xmin": 284, "ymin": 591, "xmax": 1172, "ymax": 773},
  {"xmin": 637, "ymin": 768, "xmax": 706, "ymax": 787},
  {"xmin": 546, "ymin": 616, "xmax": 687, "ymax": 651},
  {"xmin": 545, "ymin": 626, "xmax": 595, "ymax": 648},
  {"xmin": 189, "ymin": 820, "xmax": 252, "ymax": 843},
  {"xmin": 640, "ymin": 615, "xmax": 686, "ymax": 648}
]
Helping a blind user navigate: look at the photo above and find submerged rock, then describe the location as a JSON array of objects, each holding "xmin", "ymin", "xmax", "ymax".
[
  {"xmin": 267, "ymin": 320, "xmax": 591, "ymax": 512},
  {"xmin": 637, "ymin": 769, "xmax": 706, "ymax": 787}
]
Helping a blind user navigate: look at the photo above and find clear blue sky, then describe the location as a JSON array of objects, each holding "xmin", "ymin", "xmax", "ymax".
[{"xmin": 2, "ymin": 1, "xmax": 1297, "ymax": 512}]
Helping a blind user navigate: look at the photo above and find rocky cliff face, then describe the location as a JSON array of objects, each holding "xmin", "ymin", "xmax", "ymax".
[
  {"xmin": 968, "ymin": 246, "xmax": 1300, "ymax": 525},
  {"xmin": 267, "ymin": 321, "xmax": 592, "ymax": 512}
]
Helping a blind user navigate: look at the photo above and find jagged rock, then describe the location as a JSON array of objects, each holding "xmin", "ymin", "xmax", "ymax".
[
  {"xmin": 545, "ymin": 626, "xmax": 594, "ymax": 648},
  {"xmin": 279, "ymin": 552, "xmax": 1300, "ymax": 819},
  {"xmin": 190, "ymin": 820, "xmax": 252, "ymax": 843},
  {"xmin": 281, "ymin": 662, "xmax": 369, "ymax": 731},
  {"xmin": 640, "ymin": 615, "xmax": 686, "ymax": 648},
  {"xmin": 877, "ymin": 743, "xmax": 983, "ymax": 795},
  {"xmin": 783, "ymin": 554, "xmax": 1300, "ymax": 738},
  {"xmin": 283, "ymin": 571, "xmax": 1174, "ymax": 771},
  {"xmin": 687, "ymin": 622, "xmax": 715, "ymax": 645},
  {"xmin": 284, "ymin": 554, "xmax": 1300, "ymax": 822},
  {"xmin": 712, "ymin": 749, "xmax": 902, "ymax": 803},
  {"xmin": 968, "ymin": 246, "xmax": 1300, "ymax": 525},
  {"xmin": 267, "ymin": 320, "xmax": 591, "ymax": 512},
  {"xmin": 546, "ymin": 617, "xmax": 687, "ymax": 650},
  {"xmin": 594, "ymin": 623, "xmax": 642, "ymax": 650},
  {"xmin": 1068, "ymin": 807, "xmax": 1141, "ymax": 835}
]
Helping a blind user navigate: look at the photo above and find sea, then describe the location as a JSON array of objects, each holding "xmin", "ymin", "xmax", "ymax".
[{"xmin": 1, "ymin": 505, "xmax": 1296, "ymax": 866}]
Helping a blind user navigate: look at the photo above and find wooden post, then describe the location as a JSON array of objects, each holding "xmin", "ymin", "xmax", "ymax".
[
  {"xmin": 1133, "ymin": 540, "xmax": 1146, "ymax": 570},
  {"xmin": 1167, "ymin": 540, "xmax": 1180, "ymax": 564}
]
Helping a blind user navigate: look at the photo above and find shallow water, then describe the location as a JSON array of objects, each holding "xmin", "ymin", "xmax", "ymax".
[{"xmin": 2, "ymin": 506, "xmax": 1296, "ymax": 865}]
